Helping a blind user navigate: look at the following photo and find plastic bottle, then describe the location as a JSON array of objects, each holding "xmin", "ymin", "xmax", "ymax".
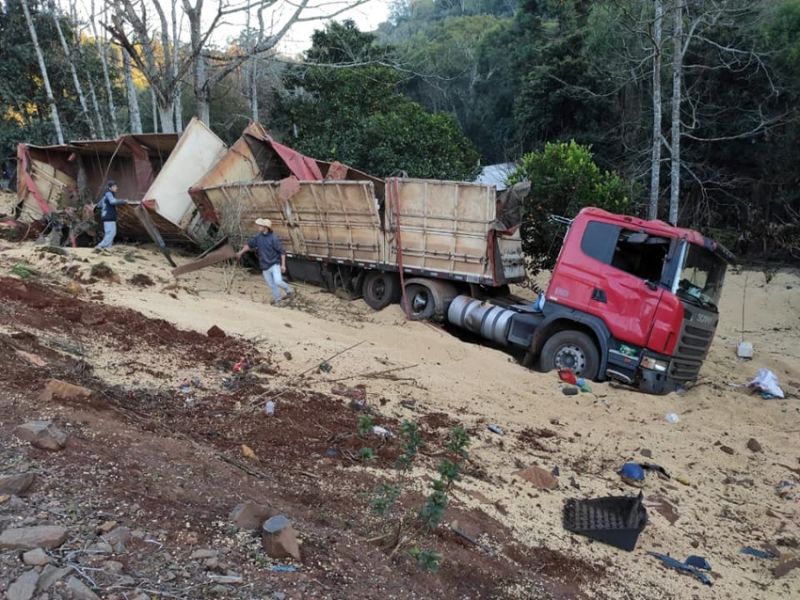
[{"xmin": 265, "ymin": 400, "xmax": 275, "ymax": 416}]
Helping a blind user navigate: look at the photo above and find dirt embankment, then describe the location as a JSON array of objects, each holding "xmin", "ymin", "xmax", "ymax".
[{"xmin": 0, "ymin": 241, "xmax": 798, "ymax": 599}]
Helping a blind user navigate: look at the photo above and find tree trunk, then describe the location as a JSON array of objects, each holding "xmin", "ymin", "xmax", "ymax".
[
  {"xmin": 123, "ymin": 50, "xmax": 142, "ymax": 134},
  {"xmin": 87, "ymin": 78, "xmax": 106, "ymax": 138},
  {"xmin": 21, "ymin": 0, "xmax": 64, "ymax": 144},
  {"xmin": 188, "ymin": 12, "xmax": 210, "ymax": 125},
  {"xmin": 157, "ymin": 99, "xmax": 176, "ymax": 134},
  {"xmin": 171, "ymin": 0, "xmax": 183, "ymax": 133},
  {"xmin": 648, "ymin": 0, "xmax": 663, "ymax": 221},
  {"xmin": 250, "ymin": 58, "xmax": 259, "ymax": 122},
  {"xmin": 53, "ymin": 11, "xmax": 97, "ymax": 138},
  {"xmin": 91, "ymin": 0, "xmax": 119, "ymax": 137},
  {"xmin": 669, "ymin": 0, "xmax": 683, "ymax": 225},
  {"xmin": 151, "ymin": 86, "xmax": 159, "ymax": 132}
]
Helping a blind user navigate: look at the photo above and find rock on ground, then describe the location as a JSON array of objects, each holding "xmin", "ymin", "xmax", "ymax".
[
  {"xmin": 0, "ymin": 473, "xmax": 35, "ymax": 496},
  {"xmin": 35, "ymin": 565, "xmax": 70, "ymax": 594},
  {"xmin": 38, "ymin": 379, "xmax": 91, "ymax": 403},
  {"xmin": 229, "ymin": 502, "xmax": 276, "ymax": 531},
  {"xmin": 14, "ymin": 421, "xmax": 67, "ymax": 451},
  {"xmin": 21, "ymin": 547, "xmax": 50, "ymax": 565},
  {"xmin": 261, "ymin": 515, "xmax": 301, "ymax": 561},
  {"xmin": 7, "ymin": 569, "xmax": 39, "ymax": 600},
  {"xmin": 66, "ymin": 576, "xmax": 100, "ymax": 600},
  {"xmin": 0, "ymin": 525, "xmax": 68, "ymax": 550}
]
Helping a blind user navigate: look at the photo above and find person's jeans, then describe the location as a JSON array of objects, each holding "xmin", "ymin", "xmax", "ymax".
[
  {"xmin": 262, "ymin": 264, "xmax": 293, "ymax": 302},
  {"xmin": 96, "ymin": 221, "xmax": 117, "ymax": 248}
]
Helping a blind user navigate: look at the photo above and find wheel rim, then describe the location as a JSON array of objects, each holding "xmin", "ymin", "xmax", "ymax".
[
  {"xmin": 371, "ymin": 278, "xmax": 386, "ymax": 300},
  {"xmin": 409, "ymin": 288, "xmax": 429, "ymax": 315},
  {"xmin": 554, "ymin": 344, "xmax": 587, "ymax": 374}
]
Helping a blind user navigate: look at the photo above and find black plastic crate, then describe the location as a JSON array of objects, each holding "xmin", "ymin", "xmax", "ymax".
[{"xmin": 563, "ymin": 491, "xmax": 647, "ymax": 551}]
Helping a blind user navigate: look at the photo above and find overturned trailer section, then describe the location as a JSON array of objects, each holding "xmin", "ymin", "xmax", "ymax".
[{"xmin": 14, "ymin": 118, "xmax": 226, "ymax": 247}]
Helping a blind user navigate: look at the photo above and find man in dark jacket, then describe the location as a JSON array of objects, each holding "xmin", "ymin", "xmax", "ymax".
[
  {"xmin": 236, "ymin": 218, "xmax": 294, "ymax": 304},
  {"xmin": 95, "ymin": 180, "xmax": 129, "ymax": 249}
]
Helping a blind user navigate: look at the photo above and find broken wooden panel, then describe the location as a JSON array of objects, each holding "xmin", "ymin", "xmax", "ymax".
[
  {"xmin": 386, "ymin": 179, "xmax": 497, "ymax": 282},
  {"xmin": 17, "ymin": 158, "xmax": 76, "ymax": 222},
  {"xmin": 142, "ymin": 118, "xmax": 227, "ymax": 235}
]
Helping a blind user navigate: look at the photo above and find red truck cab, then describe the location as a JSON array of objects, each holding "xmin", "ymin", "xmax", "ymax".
[{"xmin": 532, "ymin": 208, "xmax": 732, "ymax": 393}]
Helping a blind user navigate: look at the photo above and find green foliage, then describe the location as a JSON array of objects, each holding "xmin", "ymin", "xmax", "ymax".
[
  {"xmin": 356, "ymin": 414, "xmax": 375, "ymax": 438},
  {"xmin": 370, "ymin": 483, "xmax": 401, "ymax": 516},
  {"xmin": 275, "ymin": 21, "xmax": 479, "ymax": 180},
  {"xmin": 11, "ymin": 263, "xmax": 37, "ymax": 279},
  {"xmin": 395, "ymin": 419, "xmax": 423, "ymax": 470},
  {"xmin": 447, "ymin": 426, "xmax": 470, "ymax": 457},
  {"xmin": 408, "ymin": 546, "xmax": 442, "ymax": 572},
  {"xmin": 359, "ymin": 447, "xmax": 376, "ymax": 462},
  {"xmin": 421, "ymin": 426, "xmax": 471, "ymax": 530},
  {"xmin": 511, "ymin": 140, "xmax": 629, "ymax": 276}
]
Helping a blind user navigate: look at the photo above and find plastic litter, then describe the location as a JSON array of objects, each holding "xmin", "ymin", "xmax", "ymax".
[
  {"xmin": 372, "ymin": 426, "xmax": 393, "ymax": 438},
  {"xmin": 648, "ymin": 552, "xmax": 713, "ymax": 586},
  {"xmin": 487, "ymin": 424, "xmax": 505, "ymax": 435},
  {"xmin": 619, "ymin": 463, "xmax": 646, "ymax": 487},
  {"xmin": 740, "ymin": 546, "xmax": 777, "ymax": 560},
  {"xmin": 576, "ymin": 377, "xmax": 592, "ymax": 393},
  {"xmin": 736, "ymin": 341, "xmax": 754, "ymax": 358},
  {"xmin": 776, "ymin": 480, "xmax": 799, "ymax": 501},
  {"xmin": 558, "ymin": 369, "xmax": 577, "ymax": 385},
  {"xmin": 665, "ymin": 412, "xmax": 680, "ymax": 424},
  {"xmin": 562, "ymin": 386, "xmax": 579, "ymax": 396},
  {"xmin": 748, "ymin": 368, "xmax": 785, "ymax": 399},
  {"xmin": 270, "ymin": 564, "xmax": 298, "ymax": 573},
  {"xmin": 264, "ymin": 400, "xmax": 275, "ymax": 416},
  {"xmin": 563, "ymin": 492, "xmax": 647, "ymax": 552}
]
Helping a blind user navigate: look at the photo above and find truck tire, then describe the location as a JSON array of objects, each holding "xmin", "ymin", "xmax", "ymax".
[
  {"xmin": 539, "ymin": 330, "xmax": 600, "ymax": 380},
  {"xmin": 404, "ymin": 283, "xmax": 436, "ymax": 320},
  {"xmin": 362, "ymin": 271, "xmax": 399, "ymax": 310}
]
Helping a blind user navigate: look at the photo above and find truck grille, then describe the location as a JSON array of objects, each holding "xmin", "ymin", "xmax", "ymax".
[{"xmin": 669, "ymin": 307, "xmax": 717, "ymax": 383}]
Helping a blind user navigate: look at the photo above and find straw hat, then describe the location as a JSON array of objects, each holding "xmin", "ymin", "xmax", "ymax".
[{"xmin": 254, "ymin": 218, "xmax": 272, "ymax": 228}]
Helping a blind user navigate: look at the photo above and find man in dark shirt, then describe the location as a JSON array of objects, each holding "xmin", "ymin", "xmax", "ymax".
[
  {"xmin": 237, "ymin": 218, "xmax": 294, "ymax": 304},
  {"xmin": 95, "ymin": 180, "xmax": 129, "ymax": 249}
]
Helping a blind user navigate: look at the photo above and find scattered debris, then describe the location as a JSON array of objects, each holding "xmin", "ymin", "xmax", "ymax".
[
  {"xmin": 665, "ymin": 412, "xmax": 680, "ymax": 424},
  {"xmin": 129, "ymin": 273, "xmax": 155, "ymax": 287},
  {"xmin": 11, "ymin": 263, "xmax": 38, "ymax": 279},
  {"xmin": 563, "ymin": 492, "xmax": 647, "ymax": 552},
  {"xmin": 619, "ymin": 463, "xmax": 645, "ymax": 487},
  {"xmin": 746, "ymin": 438, "xmax": 763, "ymax": 453},
  {"xmin": 748, "ymin": 368, "xmax": 785, "ymax": 399},
  {"xmin": 207, "ymin": 324, "xmax": 226, "ymax": 338},
  {"xmin": 264, "ymin": 400, "xmax": 275, "ymax": 416},
  {"xmin": 90, "ymin": 261, "xmax": 117, "ymax": 281},
  {"xmin": 487, "ymin": 424, "xmax": 505, "ymax": 436},
  {"xmin": 737, "ymin": 341, "xmax": 754, "ymax": 358},
  {"xmin": 241, "ymin": 444, "xmax": 257, "ymax": 460},
  {"xmin": 558, "ymin": 369, "xmax": 577, "ymax": 385},
  {"xmin": 14, "ymin": 420, "xmax": 67, "ymax": 451},
  {"xmin": 719, "ymin": 445, "xmax": 735, "ymax": 455},
  {"xmin": 516, "ymin": 465, "xmax": 559, "ymax": 490},
  {"xmin": 647, "ymin": 552, "xmax": 713, "ymax": 586},
  {"xmin": 372, "ymin": 426, "xmax": 393, "ymax": 439},
  {"xmin": 270, "ymin": 564, "xmax": 298, "ymax": 573},
  {"xmin": 776, "ymin": 480, "xmax": 799, "ymax": 501},
  {"xmin": 262, "ymin": 515, "xmax": 301, "ymax": 561},
  {"xmin": 562, "ymin": 386, "xmax": 579, "ymax": 396},
  {"xmin": 740, "ymin": 546, "xmax": 777, "ymax": 559}
]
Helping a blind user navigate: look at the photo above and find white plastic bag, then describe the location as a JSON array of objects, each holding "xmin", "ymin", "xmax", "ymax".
[{"xmin": 748, "ymin": 368, "xmax": 785, "ymax": 399}]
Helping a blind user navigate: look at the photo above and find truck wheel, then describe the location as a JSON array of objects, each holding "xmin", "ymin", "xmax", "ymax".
[
  {"xmin": 404, "ymin": 283, "xmax": 436, "ymax": 320},
  {"xmin": 362, "ymin": 271, "xmax": 399, "ymax": 310},
  {"xmin": 539, "ymin": 330, "xmax": 600, "ymax": 380}
]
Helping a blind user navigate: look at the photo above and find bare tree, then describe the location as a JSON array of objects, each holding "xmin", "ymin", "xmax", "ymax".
[
  {"xmin": 123, "ymin": 46, "xmax": 143, "ymax": 133},
  {"xmin": 91, "ymin": 0, "xmax": 119, "ymax": 137},
  {"xmin": 52, "ymin": 4, "xmax": 98, "ymax": 138},
  {"xmin": 171, "ymin": 0, "xmax": 183, "ymax": 132},
  {"xmin": 110, "ymin": 0, "xmax": 370, "ymax": 128},
  {"xmin": 668, "ymin": 0, "xmax": 682, "ymax": 224},
  {"xmin": 21, "ymin": 0, "xmax": 65, "ymax": 144},
  {"xmin": 648, "ymin": 0, "xmax": 663, "ymax": 220}
]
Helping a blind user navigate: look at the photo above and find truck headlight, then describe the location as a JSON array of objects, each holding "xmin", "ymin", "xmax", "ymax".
[{"xmin": 641, "ymin": 357, "xmax": 669, "ymax": 372}]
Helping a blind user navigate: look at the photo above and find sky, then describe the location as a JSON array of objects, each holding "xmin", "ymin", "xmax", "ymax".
[{"xmin": 211, "ymin": 0, "xmax": 393, "ymax": 56}]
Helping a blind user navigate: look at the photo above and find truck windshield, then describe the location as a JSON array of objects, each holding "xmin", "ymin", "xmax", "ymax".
[{"xmin": 675, "ymin": 243, "xmax": 726, "ymax": 310}]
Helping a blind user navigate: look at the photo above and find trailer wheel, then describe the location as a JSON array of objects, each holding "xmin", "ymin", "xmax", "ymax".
[
  {"xmin": 539, "ymin": 330, "xmax": 600, "ymax": 380},
  {"xmin": 362, "ymin": 271, "xmax": 399, "ymax": 310},
  {"xmin": 404, "ymin": 283, "xmax": 436, "ymax": 321}
]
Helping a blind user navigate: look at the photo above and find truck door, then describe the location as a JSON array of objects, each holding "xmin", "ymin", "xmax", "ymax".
[{"xmin": 558, "ymin": 220, "xmax": 670, "ymax": 347}]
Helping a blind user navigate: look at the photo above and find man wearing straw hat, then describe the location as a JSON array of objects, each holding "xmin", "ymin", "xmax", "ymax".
[{"xmin": 236, "ymin": 218, "xmax": 294, "ymax": 304}]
